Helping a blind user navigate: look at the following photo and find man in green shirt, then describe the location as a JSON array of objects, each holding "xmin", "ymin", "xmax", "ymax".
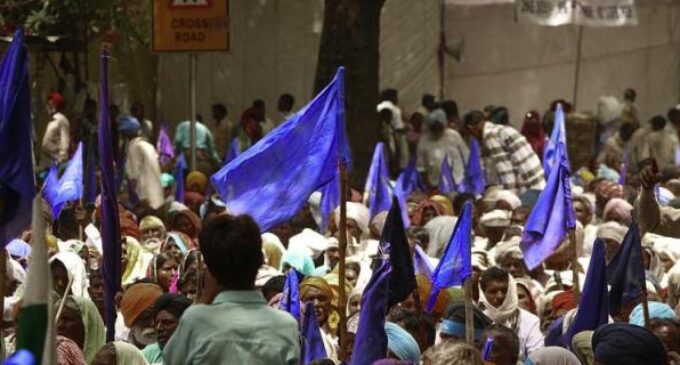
[{"xmin": 162, "ymin": 215, "xmax": 300, "ymax": 364}]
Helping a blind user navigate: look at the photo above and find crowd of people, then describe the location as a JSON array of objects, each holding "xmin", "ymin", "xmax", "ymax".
[{"xmin": 5, "ymin": 84, "xmax": 680, "ymax": 365}]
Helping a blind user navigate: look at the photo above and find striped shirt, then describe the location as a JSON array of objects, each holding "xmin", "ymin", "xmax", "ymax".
[{"xmin": 481, "ymin": 123, "xmax": 545, "ymax": 194}]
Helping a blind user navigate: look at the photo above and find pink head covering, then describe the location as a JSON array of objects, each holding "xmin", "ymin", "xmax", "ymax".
[{"xmin": 603, "ymin": 198, "xmax": 632, "ymax": 224}]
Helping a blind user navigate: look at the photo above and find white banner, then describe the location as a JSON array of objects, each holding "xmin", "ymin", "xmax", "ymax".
[{"xmin": 516, "ymin": 0, "xmax": 637, "ymax": 27}]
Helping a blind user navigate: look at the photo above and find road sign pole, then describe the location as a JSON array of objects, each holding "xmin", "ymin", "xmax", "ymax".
[{"xmin": 189, "ymin": 53, "xmax": 197, "ymax": 171}]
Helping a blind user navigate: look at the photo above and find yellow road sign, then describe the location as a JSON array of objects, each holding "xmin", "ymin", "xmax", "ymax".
[{"xmin": 152, "ymin": 0, "xmax": 229, "ymax": 52}]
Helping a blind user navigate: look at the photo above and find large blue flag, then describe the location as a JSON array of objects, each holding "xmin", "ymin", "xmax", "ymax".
[
  {"xmin": 364, "ymin": 143, "xmax": 392, "ymax": 221},
  {"xmin": 520, "ymin": 142, "xmax": 575, "ymax": 270},
  {"xmin": 98, "ymin": 50, "xmax": 121, "ymax": 342},
  {"xmin": 0, "ymin": 30, "xmax": 35, "ymax": 248},
  {"xmin": 607, "ymin": 223, "xmax": 645, "ymax": 316},
  {"xmin": 427, "ymin": 200, "xmax": 473, "ymax": 312},
  {"xmin": 350, "ymin": 259, "xmax": 391, "ymax": 365},
  {"xmin": 279, "ymin": 269, "xmax": 301, "ymax": 322},
  {"xmin": 461, "ymin": 139, "xmax": 485, "ymax": 195},
  {"xmin": 301, "ymin": 301, "xmax": 327, "ymax": 364},
  {"xmin": 543, "ymin": 103, "xmax": 568, "ymax": 176},
  {"xmin": 381, "ymin": 197, "xmax": 416, "ymax": 308},
  {"xmin": 174, "ymin": 153, "xmax": 186, "ymax": 204},
  {"xmin": 318, "ymin": 170, "xmax": 339, "ymax": 233},
  {"xmin": 211, "ymin": 67, "xmax": 351, "ymax": 231},
  {"xmin": 564, "ymin": 238, "xmax": 609, "ymax": 347},
  {"xmin": 43, "ymin": 142, "xmax": 84, "ymax": 218},
  {"xmin": 224, "ymin": 138, "xmax": 240, "ymax": 165},
  {"xmin": 438, "ymin": 155, "xmax": 457, "ymax": 194}
]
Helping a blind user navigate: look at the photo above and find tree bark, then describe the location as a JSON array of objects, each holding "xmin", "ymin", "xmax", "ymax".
[{"xmin": 314, "ymin": 0, "xmax": 386, "ymax": 188}]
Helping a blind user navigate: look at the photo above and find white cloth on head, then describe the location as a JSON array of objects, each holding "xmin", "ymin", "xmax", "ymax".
[
  {"xmin": 497, "ymin": 190, "xmax": 522, "ymax": 210},
  {"xmin": 480, "ymin": 209, "xmax": 511, "ymax": 228},
  {"xmin": 307, "ymin": 192, "xmax": 323, "ymax": 229},
  {"xmin": 423, "ymin": 216, "xmax": 457, "ymax": 258},
  {"xmin": 84, "ymin": 224, "xmax": 103, "ymax": 255},
  {"xmin": 49, "ymin": 251, "xmax": 90, "ymax": 298},
  {"xmin": 479, "ymin": 273, "xmax": 519, "ymax": 325},
  {"xmin": 596, "ymin": 221, "xmax": 627, "ymax": 243},
  {"xmin": 336, "ymin": 202, "xmax": 370, "ymax": 238},
  {"xmin": 287, "ymin": 228, "xmax": 329, "ymax": 258}
]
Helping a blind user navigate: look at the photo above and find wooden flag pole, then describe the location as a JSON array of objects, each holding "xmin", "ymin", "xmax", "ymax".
[
  {"xmin": 338, "ymin": 161, "xmax": 349, "ymax": 361},
  {"xmin": 464, "ymin": 277, "xmax": 474, "ymax": 345},
  {"xmin": 569, "ymin": 229, "xmax": 581, "ymax": 304}
]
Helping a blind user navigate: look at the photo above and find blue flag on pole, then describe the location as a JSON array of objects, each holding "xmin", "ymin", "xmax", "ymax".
[
  {"xmin": 350, "ymin": 259, "xmax": 391, "ymax": 365},
  {"xmin": 157, "ymin": 126, "xmax": 174, "ymax": 166},
  {"xmin": 174, "ymin": 154, "xmax": 186, "ymax": 204},
  {"xmin": 98, "ymin": 50, "xmax": 121, "ymax": 342},
  {"xmin": 42, "ymin": 142, "xmax": 84, "ymax": 218},
  {"xmin": 301, "ymin": 301, "xmax": 327, "ymax": 364},
  {"xmin": 364, "ymin": 143, "xmax": 392, "ymax": 221},
  {"xmin": 279, "ymin": 269, "xmax": 301, "ymax": 322},
  {"xmin": 224, "ymin": 138, "xmax": 240, "ymax": 165},
  {"xmin": 461, "ymin": 139, "xmax": 485, "ymax": 195},
  {"xmin": 438, "ymin": 155, "xmax": 457, "ymax": 194},
  {"xmin": 543, "ymin": 103, "xmax": 568, "ymax": 176},
  {"xmin": 564, "ymin": 238, "xmax": 609, "ymax": 347},
  {"xmin": 607, "ymin": 223, "xmax": 645, "ymax": 316},
  {"xmin": 318, "ymin": 171, "xmax": 339, "ymax": 233},
  {"xmin": 394, "ymin": 159, "xmax": 421, "ymax": 228},
  {"xmin": 427, "ymin": 200, "xmax": 473, "ymax": 312},
  {"xmin": 381, "ymin": 197, "xmax": 416, "ymax": 308},
  {"xmin": 520, "ymin": 142, "xmax": 575, "ymax": 270},
  {"xmin": 0, "ymin": 30, "xmax": 35, "ymax": 248},
  {"xmin": 211, "ymin": 67, "xmax": 351, "ymax": 232}
]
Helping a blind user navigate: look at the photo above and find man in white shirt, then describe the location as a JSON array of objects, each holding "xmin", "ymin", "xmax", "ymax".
[
  {"xmin": 40, "ymin": 92, "xmax": 71, "ymax": 170},
  {"xmin": 377, "ymin": 88, "xmax": 409, "ymax": 170},
  {"xmin": 416, "ymin": 109, "xmax": 469, "ymax": 188}
]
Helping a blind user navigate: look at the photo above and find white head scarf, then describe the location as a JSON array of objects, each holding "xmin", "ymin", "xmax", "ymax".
[
  {"xmin": 479, "ymin": 272, "xmax": 519, "ymax": 325},
  {"xmin": 49, "ymin": 251, "xmax": 90, "ymax": 298},
  {"xmin": 424, "ymin": 216, "xmax": 457, "ymax": 258}
]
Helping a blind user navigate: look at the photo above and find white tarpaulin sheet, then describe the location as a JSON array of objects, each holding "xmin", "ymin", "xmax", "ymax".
[{"xmin": 517, "ymin": 0, "xmax": 637, "ymax": 27}]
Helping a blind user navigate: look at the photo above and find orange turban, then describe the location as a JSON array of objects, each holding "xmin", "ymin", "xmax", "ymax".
[{"xmin": 120, "ymin": 283, "xmax": 163, "ymax": 327}]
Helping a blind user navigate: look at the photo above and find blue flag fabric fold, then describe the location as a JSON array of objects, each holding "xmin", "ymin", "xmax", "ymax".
[
  {"xmin": 394, "ymin": 160, "xmax": 421, "ymax": 228},
  {"xmin": 364, "ymin": 143, "xmax": 392, "ymax": 221},
  {"xmin": 224, "ymin": 138, "xmax": 240, "ymax": 165},
  {"xmin": 279, "ymin": 269, "xmax": 301, "ymax": 322},
  {"xmin": 607, "ymin": 223, "xmax": 645, "ymax": 316},
  {"xmin": 301, "ymin": 301, "xmax": 328, "ymax": 364},
  {"xmin": 438, "ymin": 155, "xmax": 457, "ymax": 194},
  {"xmin": 174, "ymin": 154, "xmax": 186, "ymax": 204},
  {"xmin": 564, "ymin": 238, "xmax": 609, "ymax": 347},
  {"xmin": 42, "ymin": 142, "xmax": 84, "ymax": 218},
  {"xmin": 520, "ymin": 142, "xmax": 575, "ymax": 270},
  {"xmin": 413, "ymin": 244, "xmax": 434, "ymax": 277},
  {"xmin": 381, "ymin": 197, "xmax": 416, "ymax": 308},
  {"xmin": 543, "ymin": 103, "xmax": 568, "ymax": 176},
  {"xmin": 318, "ymin": 170, "xmax": 339, "ymax": 233},
  {"xmin": 0, "ymin": 30, "xmax": 35, "ymax": 248},
  {"xmin": 98, "ymin": 50, "xmax": 121, "ymax": 342},
  {"xmin": 461, "ymin": 139, "xmax": 485, "ymax": 195},
  {"xmin": 211, "ymin": 67, "xmax": 350, "ymax": 232},
  {"xmin": 427, "ymin": 200, "xmax": 473, "ymax": 312},
  {"xmin": 350, "ymin": 259, "xmax": 391, "ymax": 365},
  {"xmin": 157, "ymin": 126, "xmax": 174, "ymax": 166}
]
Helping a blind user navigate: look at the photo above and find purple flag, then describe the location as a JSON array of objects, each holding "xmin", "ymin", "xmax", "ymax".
[
  {"xmin": 607, "ymin": 223, "xmax": 645, "ymax": 316},
  {"xmin": 381, "ymin": 197, "xmax": 416, "ymax": 308},
  {"xmin": 301, "ymin": 301, "xmax": 327, "ymax": 364},
  {"xmin": 544, "ymin": 103, "xmax": 568, "ymax": 176},
  {"xmin": 42, "ymin": 142, "xmax": 84, "ymax": 218},
  {"xmin": 413, "ymin": 244, "xmax": 434, "ymax": 277},
  {"xmin": 279, "ymin": 269, "xmax": 301, "ymax": 322},
  {"xmin": 462, "ymin": 139, "xmax": 485, "ymax": 195},
  {"xmin": 364, "ymin": 143, "xmax": 392, "ymax": 221},
  {"xmin": 0, "ymin": 29, "xmax": 35, "ymax": 248},
  {"xmin": 224, "ymin": 138, "xmax": 240, "ymax": 165},
  {"xmin": 174, "ymin": 154, "xmax": 186, "ymax": 204},
  {"xmin": 520, "ymin": 142, "xmax": 575, "ymax": 270},
  {"xmin": 438, "ymin": 154, "xmax": 457, "ymax": 194},
  {"xmin": 350, "ymin": 259, "xmax": 391, "ymax": 365},
  {"xmin": 157, "ymin": 125, "xmax": 174, "ymax": 166},
  {"xmin": 97, "ymin": 50, "xmax": 121, "ymax": 342}
]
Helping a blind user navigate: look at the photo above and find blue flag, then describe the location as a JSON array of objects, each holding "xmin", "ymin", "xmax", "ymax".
[
  {"xmin": 98, "ymin": 50, "xmax": 121, "ymax": 342},
  {"xmin": 0, "ymin": 30, "xmax": 35, "ymax": 248},
  {"xmin": 174, "ymin": 153, "xmax": 186, "ymax": 204},
  {"xmin": 84, "ymin": 146, "xmax": 97, "ymax": 205},
  {"xmin": 520, "ymin": 142, "xmax": 575, "ymax": 270},
  {"xmin": 211, "ymin": 67, "xmax": 351, "ymax": 231},
  {"xmin": 543, "ymin": 103, "xmax": 568, "ymax": 176},
  {"xmin": 427, "ymin": 200, "xmax": 473, "ymax": 312},
  {"xmin": 301, "ymin": 301, "xmax": 327, "ymax": 364},
  {"xmin": 350, "ymin": 259, "xmax": 391, "ymax": 365},
  {"xmin": 381, "ymin": 197, "xmax": 416, "ymax": 308},
  {"xmin": 364, "ymin": 143, "xmax": 392, "ymax": 221},
  {"xmin": 318, "ymin": 171, "xmax": 339, "ymax": 233},
  {"xmin": 461, "ymin": 139, "xmax": 485, "ymax": 195},
  {"xmin": 564, "ymin": 238, "xmax": 609, "ymax": 347},
  {"xmin": 224, "ymin": 138, "xmax": 240, "ymax": 165},
  {"xmin": 481, "ymin": 337, "xmax": 494, "ymax": 361},
  {"xmin": 279, "ymin": 269, "xmax": 301, "ymax": 322},
  {"xmin": 157, "ymin": 126, "xmax": 175, "ymax": 166},
  {"xmin": 42, "ymin": 142, "xmax": 84, "ymax": 218},
  {"xmin": 413, "ymin": 244, "xmax": 434, "ymax": 277},
  {"xmin": 438, "ymin": 155, "xmax": 457, "ymax": 194},
  {"xmin": 607, "ymin": 223, "xmax": 645, "ymax": 316},
  {"xmin": 394, "ymin": 159, "xmax": 421, "ymax": 228}
]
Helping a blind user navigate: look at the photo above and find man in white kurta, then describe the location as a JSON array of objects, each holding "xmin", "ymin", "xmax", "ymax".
[{"xmin": 119, "ymin": 116, "xmax": 164, "ymax": 209}]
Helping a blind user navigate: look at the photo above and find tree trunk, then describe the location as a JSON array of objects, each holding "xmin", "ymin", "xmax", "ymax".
[{"xmin": 314, "ymin": 0, "xmax": 386, "ymax": 188}]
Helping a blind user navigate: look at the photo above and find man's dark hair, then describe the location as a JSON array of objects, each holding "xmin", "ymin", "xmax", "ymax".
[
  {"xmin": 199, "ymin": 215, "xmax": 264, "ymax": 290},
  {"xmin": 443, "ymin": 300, "xmax": 493, "ymax": 332},
  {"xmin": 279, "ymin": 94, "xmax": 295, "ymax": 111},
  {"xmin": 479, "ymin": 266, "xmax": 509, "ymax": 292},
  {"xmin": 253, "ymin": 99, "xmax": 265, "ymax": 109},
  {"xmin": 650, "ymin": 115, "xmax": 666, "ymax": 131},
  {"xmin": 380, "ymin": 88, "xmax": 398, "ymax": 103},
  {"xmin": 178, "ymin": 268, "xmax": 198, "ymax": 289},
  {"xmin": 379, "ymin": 108, "xmax": 393, "ymax": 124},
  {"xmin": 212, "ymin": 103, "xmax": 227, "ymax": 117},
  {"xmin": 422, "ymin": 94, "xmax": 436, "ymax": 109},
  {"xmin": 463, "ymin": 110, "xmax": 486, "ymax": 128},
  {"xmin": 261, "ymin": 275, "xmax": 286, "ymax": 302},
  {"xmin": 441, "ymin": 100, "xmax": 459, "ymax": 119},
  {"xmin": 624, "ymin": 88, "xmax": 636, "ymax": 102},
  {"xmin": 388, "ymin": 306, "xmax": 437, "ymax": 348},
  {"xmin": 667, "ymin": 107, "xmax": 680, "ymax": 124},
  {"xmin": 619, "ymin": 121, "xmax": 636, "ymax": 141},
  {"xmin": 479, "ymin": 324, "xmax": 519, "ymax": 363}
]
